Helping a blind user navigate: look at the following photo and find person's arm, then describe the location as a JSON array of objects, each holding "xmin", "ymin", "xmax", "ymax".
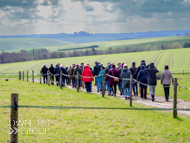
[{"xmin": 161, "ymin": 72, "xmax": 164, "ymax": 85}]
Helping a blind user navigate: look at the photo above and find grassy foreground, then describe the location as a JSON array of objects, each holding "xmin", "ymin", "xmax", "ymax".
[{"xmin": 0, "ymin": 79, "xmax": 190, "ymax": 142}]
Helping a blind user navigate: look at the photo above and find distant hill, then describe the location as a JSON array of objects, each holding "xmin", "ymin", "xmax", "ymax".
[
  {"xmin": 1, "ymin": 30, "xmax": 190, "ymax": 43},
  {"xmin": 0, "ymin": 38, "xmax": 72, "ymax": 51}
]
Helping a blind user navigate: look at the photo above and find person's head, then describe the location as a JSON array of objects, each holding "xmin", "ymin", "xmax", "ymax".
[
  {"xmin": 43, "ymin": 64, "xmax": 46, "ymax": 67},
  {"xmin": 66, "ymin": 65, "xmax": 68, "ymax": 68},
  {"xmin": 150, "ymin": 63, "xmax": 155, "ymax": 68},
  {"xmin": 86, "ymin": 63, "xmax": 90, "ymax": 67},
  {"xmin": 132, "ymin": 62, "xmax": 136, "ymax": 67},
  {"xmin": 101, "ymin": 67, "xmax": 105, "ymax": 70},
  {"xmin": 57, "ymin": 63, "xmax": 60, "ymax": 67},
  {"xmin": 50, "ymin": 64, "xmax": 53, "ymax": 67},
  {"xmin": 60, "ymin": 65, "xmax": 63, "ymax": 68},
  {"xmin": 123, "ymin": 64, "xmax": 128, "ymax": 69},
  {"xmin": 81, "ymin": 63, "xmax": 84, "ymax": 66},
  {"xmin": 112, "ymin": 64, "xmax": 115, "ymax": 68},
  {"xmin": 76, "ymin": 64, "xmax": 79, "ymax": 68},
  {"xmin": 107, "ymin": 62, "xmax": 110, "ymax": 66},
  {"xmin": 141, "ymin": 60, "xmax": 145, "ymax": 65},
  {"xmin": 165, "ymin": 65, "xmax": 169, "ymax": 70},
  {"xmin": 95, "ymin": 61, "xmax": 98, "ymax": 65},
  {"xmin": 72, "ymin": 64, "xmax": 75, "ymax": 67},
  {"xmin": 117, "ymin": 63, "xmax": 121, "ymax": 67},
  {"xmin": 141, "ymin": 65, "xmax": 146, "ymax": 70}
]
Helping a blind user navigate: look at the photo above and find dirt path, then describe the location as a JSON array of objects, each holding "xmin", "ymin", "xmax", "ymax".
[{"xmin": 33, "ymin": 79, "xmax": 190, "ymax": 116}]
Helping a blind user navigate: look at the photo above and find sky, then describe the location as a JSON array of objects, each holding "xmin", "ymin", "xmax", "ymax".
[{"xmin": 0, "ymin": 0, "xmax": 190, "ymax": 35}]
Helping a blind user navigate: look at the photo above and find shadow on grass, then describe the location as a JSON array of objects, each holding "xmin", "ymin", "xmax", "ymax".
[{"xmin": 173, "ymin": 116, "xmax": 183, "ymax": 121}]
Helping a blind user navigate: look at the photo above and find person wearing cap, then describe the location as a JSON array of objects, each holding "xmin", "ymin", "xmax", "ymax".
[
  {"xmin": 74, "ymin": 64, "xmax": 82, "ymax": 88},
  {"xmin": 98, "ymin": 66, "xmax": 106, "ymax": 92},
  {"xmin": 130, "ymin": 62, "xmax": 138, "ymax": 96},
  {"xmin": 54, "ymin": 63, "xmax": 60, "ymax": 86},
  {"xmin": 161, "ymin": 65, "xmax": 174, "ymax": 101},
  {"xmin": 41, "ymin": 64, "xmax": 48, "ymax": 84},
  {"xmin": 49, "ymin": 64, "xmax": 55, "ymax": 85},
  {"xmin": 120, "ymin": 64, "xmax": 131, "ymax": 100},
  {"xmin": 69, "ymin": 64, "xmax": 76, "ymax": 88},
  {"xmin": 146, "ymin": 63, "xmax": 159, "ymax": 101}
]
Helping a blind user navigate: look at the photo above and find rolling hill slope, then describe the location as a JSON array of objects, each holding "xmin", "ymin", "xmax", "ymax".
[
  {"xmin": 0, "ymin": 38, "xmax": 72, "ymax": 52},
  {"xmin": 0, "ymin": 48, "xmax": 189, "ymax": 73}
]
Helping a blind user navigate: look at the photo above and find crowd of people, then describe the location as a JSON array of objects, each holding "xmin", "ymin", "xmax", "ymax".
[{"xmin": 41, "ymin": 60, "xmax": 174, "ymax": 102}]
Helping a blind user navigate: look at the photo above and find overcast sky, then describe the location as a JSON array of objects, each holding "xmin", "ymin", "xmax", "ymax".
[{"xmin": 1, "ymin": 0, "xmax": 190, "ymax": 35}]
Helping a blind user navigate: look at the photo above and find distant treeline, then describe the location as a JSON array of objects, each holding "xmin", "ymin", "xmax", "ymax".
[
  {"xmin": 58, "ymin": 45, "xmax": 99, "ymax": 51},
  {"xmin": 0, "ymin": 42, "xmax": 190, "ymax": 64}
]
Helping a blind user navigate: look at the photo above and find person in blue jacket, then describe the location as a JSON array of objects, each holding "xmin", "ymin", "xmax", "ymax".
[
  {"xmin": 60, "ymin": 65, "xmax": 68, "ymax": 87},
  {"xmin": 137, "ymin": 65, "xmax": 148, "ymax": 99},
  {"xmin": 98, "ymin": 66, "xmax": 106, "ymax": 92},
  {"xmin": 105, "ymin": 63, "xmax": 112, "ymax": 95},
  {"xmin": 54, "ymin": 63, "xmax": 60, "ymax": 86},
  {"xmin": 93, "ymin": 61, "xmax": 101, "ymax": 92}
]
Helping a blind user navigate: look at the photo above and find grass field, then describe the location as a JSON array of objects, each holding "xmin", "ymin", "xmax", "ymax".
[
  {"xmin": 0, "ymin": 48, "xmax": 190, "ymax": 74},
  {"xmin": 0, "ymin": 38, "xmax": 72, "ymax": 52},
  {"xmin": 44, "ymin": 36, "xmax": 190, "ymax": 52},
  {"xmin": 0, "ymin": 79, "xmax": 190, "ymax": 142}
]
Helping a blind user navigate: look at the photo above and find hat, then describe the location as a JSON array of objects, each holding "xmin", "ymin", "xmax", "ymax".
[
  {"xmin": 165, "ymin": 65, "xmax": 169, "ymax": 69},
  {"xmin": 123, "ymin": 64, "xmax": 128, "ymax": 68}
]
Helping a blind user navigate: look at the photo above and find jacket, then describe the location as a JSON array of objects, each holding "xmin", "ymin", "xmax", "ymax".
[
  {"xmin": 105, "ymin": 67, "xmax": 120, "ymax": 85},
  {"xmin": 42, "ymin": 66, "xmax": 48, "ymax": 75},
  {"xmin": 130, "ymin": 66, "xmax": 137, "ymax": 78},
  {"xmin": 69, "ymin": 67, "xmax": 75, "ymax": 79},
  {"xmin": 60, "ymin": 67, "xmax": 68, "ymax": 77},
  {"xmin": 134, "ymin": 61, "xmax": 146, "ymax": 79},
  {"xmin": 137, "ymin": 65, "xmax": 148, "ymax": 87},
  {"xmin": 49, "ymin": 66, "xmax": 55, "ymax": 75},
  {"xmin": 93, "ymin": 63, "xmax": 101, "ymax": 76},
  {"xmin": 145, "ymin": 63, "xmax": 159, "ymax": 86},
  {"xmin": 161, "ymin": 69, "xmax": 174, "ymax": 85},
  {"xmin": 54, "ymin": 66, "xmax": 60, "ymax": 75},
  {"xmin": 98, "ymin": 69, "xmax": 105, "ymax": 83},
  {"xmin": 82, "ymin": 65, "xmax": 94, "ymax": 82},
  {"xmin": 74, "ymin": 67, "xmax": 82, "ymax": 79},
  {"xmin": 120, "ymin": 68, "xmax": 131, "ymax": 88}
]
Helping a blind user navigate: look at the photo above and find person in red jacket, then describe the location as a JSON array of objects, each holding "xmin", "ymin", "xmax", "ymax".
[{"xmin": 82, "ymin": 65, "xmax": 94, "ymax": 93}]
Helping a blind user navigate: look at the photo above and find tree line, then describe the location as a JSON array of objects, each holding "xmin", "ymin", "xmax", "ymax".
[{"xmin": 0, "ymin": 41, "xmax": 190, "ymax": 64}]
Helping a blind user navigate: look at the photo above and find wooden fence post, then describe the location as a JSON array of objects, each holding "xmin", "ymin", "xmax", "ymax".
[
  {"xmin": 48, "ymin": 70, "xmax": 50, "ymax": 86},
  {"xmin": 10, "ymin": 93, "xmax": 18, "ymax": 143},
  {"xmin": 27, "ymin": 71, "xmax": 28, "ymax": 82},
  {"xmin": 19, "ymin": 71, "xmax": 21, "ymax": 80},
  {"xmin": 40, "ymin": 70, "xmax": 42, "ymax": 84},
  {"xmin": 130, "ymin": 75, "xmax": 133, "ymax": 106},
  {"xmin": 60, "ymin": 70, "xmax": 62, "ymax": 89},
  {"xmin": 32, "ymin": 70, "xmax": 34, "ymax": 83},
  {"xmin": 102, "ymin": 71, "xmax": 106, "ymax": 97},
  {"xmin": 23, "ymin": 71, "xmax": 24, "ymax": 81},
  {"xmin": 173, "ymin": 78, "xmax": 177, "ymax": 118}
]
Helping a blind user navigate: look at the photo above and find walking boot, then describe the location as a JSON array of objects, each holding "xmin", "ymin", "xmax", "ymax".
[{"xmin": 151, "ymin": 95, "xmax": 155, "ymax": 101}]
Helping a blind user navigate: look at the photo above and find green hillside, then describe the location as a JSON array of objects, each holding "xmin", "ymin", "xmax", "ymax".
[
  {"xmin": 0, "ymin": 38, "xmax": 72, "ymax": 51},
  {"xmin": 45, "ymin": 36, "xmax": 190, "ymax": 52},
  {"xmin": 0, "ymin": 48, "xmax": 189, "ymax": 73}
]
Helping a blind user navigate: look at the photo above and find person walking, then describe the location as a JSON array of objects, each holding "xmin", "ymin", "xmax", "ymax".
[
  {"xmin": 134, "ymin": 60, "xmax": 146, "ymax": 94},
  {"xmin": 106, "ymin": 64, "xmax": 120, "ymax": 97},
  {"xmin": 117, "ymin": 63, "xmax": 123, "ymax": 95},
  {"xmin": 137, "ymin": 65, "xmax": 148, "ymax": 99},
  {"xmin": 49, "ymin": 64, "xmax": 55, "ymax": 85},
  {"xmin": 120, "ymin": 64, "xmax": 131, "ymax": 100},
  {"xmin": 74, "ymin": 64, "xmax": 82, "ymax": 88},
  {"xmin": 54, "ymin": 63, "xmax": 60, "ymax": 86},
  {"xmin": 105, "ymin": 64, "xmax": 112, "ymax": 95},
  {"xmin": 93, "ymin": 61, "xmax": 101, "ymax": 92},
  {"xmin": 98, "ymin": 66, "xmax": 106, "ymax": 92},
  {"xmin": 130, "ymin": 62, "xmax": 138, "ymax": 96},
  {"xmin": 161, "ymin": 65, "xmax": 174, "ymax": 101},
  {"xmin": 86, "ymin": 63, "xmax": 93, "ymax": 92},
  {"xmin": 82, "ymin": 65, "xmax": 94, "ymax": 93},
  {"xmin": 146, "ymin": 63, "xmax": 159, "ymax": 101},
  {"xmin": 60, "ymin": 65, "xmax": 68, "ymax": 87},
  {"xmin": 80, "ymin": 63, "xmax": 84, "ymax": 88},
  {"xmin": 69, "ymin": 64, "xmax": 75, "ymax": 88},
  {"xmin": 41, "ymin": 64, "xmax": 48, "ymax": 84}
]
